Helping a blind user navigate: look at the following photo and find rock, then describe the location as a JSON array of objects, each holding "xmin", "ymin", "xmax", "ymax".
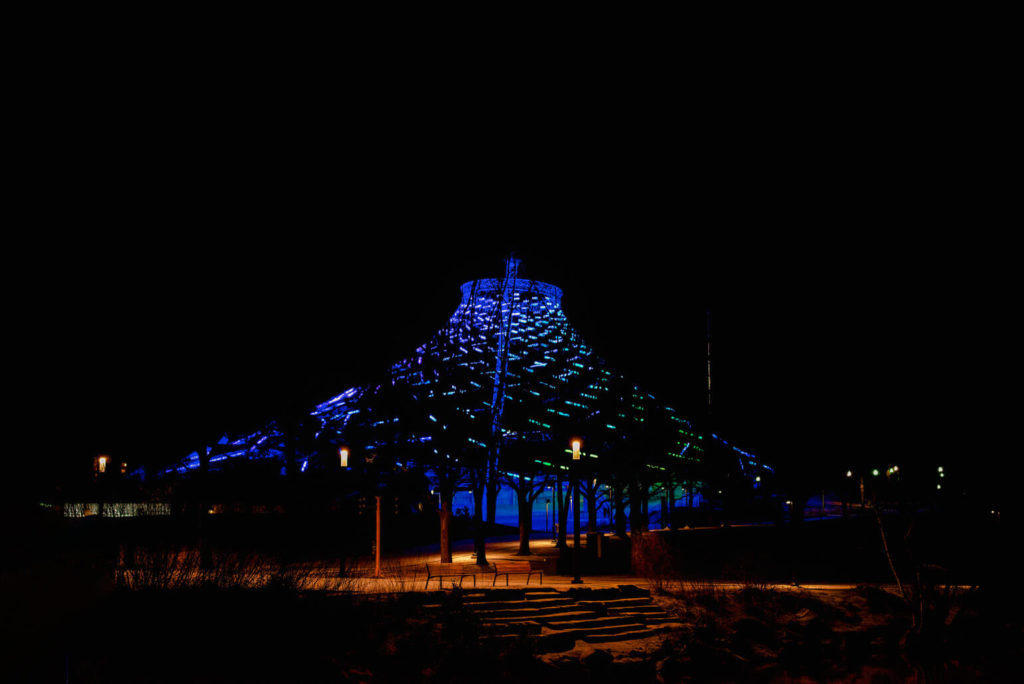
[
  {"xmin": 656, "ymin": 655, "xmax": 687, "ymax": 682},
  {"xmin": 582, "ymin": 649, "xmax": 614, "ymax": 668},
  {"xmin": 732, "ymin": 617, "xmax": 777, "ymax": 645}
]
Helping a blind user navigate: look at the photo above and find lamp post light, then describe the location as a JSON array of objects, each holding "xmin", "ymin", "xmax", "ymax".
[
  {"xmin": 571, "ymin": 438, "xmax": 583, "ymax": 585},
  {"xmin": 339, "ymin": 447, "xmax": 349, "ymax": 469},
  {"xmin": 847, "ymin": 469, "xmax": 865, "ymax": 508}
]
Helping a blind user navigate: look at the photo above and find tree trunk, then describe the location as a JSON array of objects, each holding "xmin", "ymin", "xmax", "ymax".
[
  {"xmin": 440, "ymin": 495, "xmax": 453, "ymax": 564},
  {"xmin": 640, "ymin": 487, "xmax": 649, "ymax": 532},
  {"xmin": 486, "ymin": 451, "xmax": 498, "ymax": 526},
  {"xmin": 586, "ymin": 483, "xmax": 598, "ymax": 536},
  {"xmin": 473, "ymin": 479, "xmax": 488, "ymax": 566},
  {"xmin": 668, "ymin": 485, "xmax": 677, "ymax": 530},
  {"xmin": 515, "ymin": 488, "xmax": 532, "ymax": 556},
  {"xmin": 557, "ymin": 476, "xmax": 569, "ymax": 550},
  {"xmin": 198, "ymin": 444, "xmax": 212, "ymax": 570},
  {"xmin": 614, "ymin": 479, "xmax": 627, "ymax": 537},
  {"xmin": 285, "ymin": 429, "xmax": 297, "ymax": 478},
  {"xmin": 628, "ymin": 479, "xmax": 641, "ymax": 533}
]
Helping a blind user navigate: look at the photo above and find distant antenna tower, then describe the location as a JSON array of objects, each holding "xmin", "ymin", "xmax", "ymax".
[{"xmin": 706, "ymin": 308, "xmax": 713, "ymax": 417}]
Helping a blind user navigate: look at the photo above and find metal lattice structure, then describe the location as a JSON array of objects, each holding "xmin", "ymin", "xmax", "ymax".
[{"xmin": 163, "ymin": 256, "xmax": 770, "ymax": 505}]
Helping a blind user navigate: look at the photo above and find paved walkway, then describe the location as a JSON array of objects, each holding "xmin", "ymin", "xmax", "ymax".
[
  {"xmin": 283, "ymin": 532, "xmax": 906, "ymax": 594},
  {"xmin": 294, "ymin": 532, "xmax": 639, "ymax": 592},
  {"xmin": 119, "ymin": 529, "xmax": 912, "ymax": 595}
]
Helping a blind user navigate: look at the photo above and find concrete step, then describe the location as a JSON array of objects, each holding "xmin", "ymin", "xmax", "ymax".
[
  {"xmin": 637, "ymin": 614, "xmax": 679, "ymax": 625},
  {"xmin": 543, "ymin": 621, "xmax": 647, "ymax": 640},
  {"xmin": 460, "ymin": 588, "xmax": 557, "ymax": 603},
  {"xmin": 580, "ymin": 623, "xmax": 685, "ymax": 644},
  {"xmin": 479, "ymin": 620, "xmax": 543, "ymax": 635},
  {"xmin": 543, "ymin": 615, "xmax": 643, "ymax": 630},
  {"xmin": 478, "ymin": 610, "xmax": 600, "ymax": 623},
  {"xmin": 463, "ymin": 596, "xmax": 575, "ymax": 611},
  {"xmin": 470, "ymin": 604, "xmax": 591, "ymax": 619},
  {"xmin": 605, "ymin": 604, "xmax": 663, "ymax": 615},
  {"xmin": 577, "ymin": 597, "xmax": 652, "ymax": 609},
  {"xmin": 423, "ymin": 595, "xmax": 574, "ymax": 612},
  {"xmin": 532, "ymin": 633, "xmax": 578, "ymax": 654}
]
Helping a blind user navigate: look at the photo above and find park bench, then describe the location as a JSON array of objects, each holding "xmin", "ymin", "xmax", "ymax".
[
  {"xmin": 491, "ymin": 560, "xmax": 542, "ymax": 586},
  {"xmin": 424, "ymin": 562, "xmax": 478, "ymax": 589}
]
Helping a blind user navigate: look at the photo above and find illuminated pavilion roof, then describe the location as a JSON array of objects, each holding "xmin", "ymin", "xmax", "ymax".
[{"xmin": 165, "ymin": 257, "xmax": 769, "ymax": 484}]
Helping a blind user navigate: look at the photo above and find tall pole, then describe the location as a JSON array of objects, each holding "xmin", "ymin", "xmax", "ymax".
[
  {"xmin": 552, "ymin": 478, "xmax": 559, "ymax": 543},
  {"xmin": 706, "ymin": 308, "xmax": 713, "ymax": 418},
  {"xmin": 571, "ymin": 438, "xmax": 583, "ymax": 584},
  {"xmin": 572, "ymin": 469, "xmax": 582, "ymax": 584},
  {"xmin": 375, "ymin": 495, "xmax": 382, "ymax": 578},
  {"xmin": 488, "ymin": 255, "xmax": 520, "ymax": 525}
]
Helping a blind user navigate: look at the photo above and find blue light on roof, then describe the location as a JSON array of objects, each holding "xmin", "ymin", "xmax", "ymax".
[{"xmin": 160, "ymin": 257, "xmax": 766, "ymax": 486}]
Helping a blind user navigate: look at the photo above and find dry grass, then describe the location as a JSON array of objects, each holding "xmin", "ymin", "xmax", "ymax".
[{"xmin": 115, "ymin": 545, "xmax": 438, "ymax": 594}]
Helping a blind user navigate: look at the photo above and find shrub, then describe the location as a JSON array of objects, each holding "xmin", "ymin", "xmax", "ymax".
[{"xmin": 630, "ymin": 531, "xmax": 679, "ymax": 593}]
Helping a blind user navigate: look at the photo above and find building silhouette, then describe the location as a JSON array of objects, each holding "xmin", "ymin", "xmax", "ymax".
[{"xmin": 159, "ymin": 256, "xmax": 770, "ymax": 528}]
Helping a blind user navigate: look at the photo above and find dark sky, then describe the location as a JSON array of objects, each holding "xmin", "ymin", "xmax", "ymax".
[
  {"xmin": 9, "ymin": 57, "xmax": 1017, "ymax": 501},
  {"xmin": 16, "ymin": 209, "xmax": 1012, "ymax": 494}
]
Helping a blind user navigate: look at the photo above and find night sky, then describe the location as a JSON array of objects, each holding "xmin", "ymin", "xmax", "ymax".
[
  {"xmin": 8, "ymin": 73, "xmax": 1016, "ymax": 507},
  {"xmin": 15, "ymin": 213, "xmax": 1012, "ymax": 499}
]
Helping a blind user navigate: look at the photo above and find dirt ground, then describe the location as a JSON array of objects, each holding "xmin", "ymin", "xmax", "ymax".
[{"xmin": 538, "ymin": 584, "xmax": 1022, "ymax": 682}]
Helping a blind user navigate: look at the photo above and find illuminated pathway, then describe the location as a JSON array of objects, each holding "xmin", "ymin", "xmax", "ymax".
[{"xmin": 279, "ymin": 533, "xmax": 916, "ymax": 595}]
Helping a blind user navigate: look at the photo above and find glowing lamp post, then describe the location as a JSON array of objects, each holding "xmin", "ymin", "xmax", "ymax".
[
  {"xmin": 339, "ymin": 447, "xmax": 349, "ymax": 469},
  {"xmin": 570, "ymin": 438, "xmax": 583, "ymax": 584}
]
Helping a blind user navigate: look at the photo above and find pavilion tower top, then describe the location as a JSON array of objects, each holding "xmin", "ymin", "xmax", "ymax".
[{"xmin": 458, "ymin": 255, "xmax": 563, "ymax": 305}]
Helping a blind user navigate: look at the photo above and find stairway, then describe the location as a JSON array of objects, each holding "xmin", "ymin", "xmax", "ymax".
[{"xmin": 427, "ymin": 585, "xmax": 683, "ymax": 653}]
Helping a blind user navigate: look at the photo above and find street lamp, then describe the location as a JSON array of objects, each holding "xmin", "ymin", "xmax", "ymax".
[
  {"xmin": 847, "ymin": 469, "xmax": 865, "ymax": 508},
  {"xmin": 570, "ymin": 438, "xmax": 583, "ymax": 584}
]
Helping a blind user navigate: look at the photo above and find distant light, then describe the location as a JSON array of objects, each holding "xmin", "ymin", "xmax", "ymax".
[
  {"xmin": 755, "ymin": 476, "xmax": 761, "ymax": 482},
  {"xmin": 846, "ymin": 470, "xmax": 853, "ymax": 478},
  {"xmin": 892, "ymin": 466, "xmax": 899, "ymax": 472},
  {"xmin": 571, "ymin": 439, "xmax": 582, "ymax": 461},
  {"xmin": 937, "ymin": 466, "xmax": 944, "ymax": 473},
  {"xmin": 98, "ymin": 456, "xmax": 107, "ymax": 473},
  {"xmin": 872, "ymin": 469, "xmax": 880, "ymax": 477},
  {"xmin": 939, "ymin": 472, "xmax": 944, "ymax": 478},
  {"xmin": 937, "ymin": 484, "xmax": 942, "ymax": 490},
  {"xmin": 339, "ymin": 447, "xmax": 349, "ymax": 468}
]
